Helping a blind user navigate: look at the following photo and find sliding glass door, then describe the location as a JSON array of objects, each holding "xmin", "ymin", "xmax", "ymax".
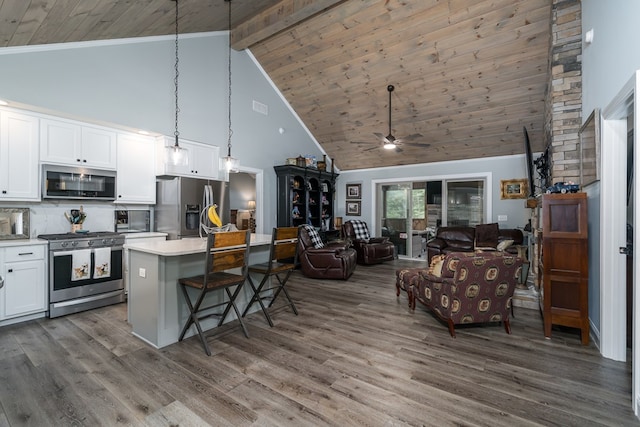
[{"xmin": 377, "ymin": 177, "xmax": 487, "ymax": 259}]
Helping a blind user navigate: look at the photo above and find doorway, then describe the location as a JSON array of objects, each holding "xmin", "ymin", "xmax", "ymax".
[
  {"xmin": 376, "ymin": 176, "xmax": 488, "ymax": 259},
  {"xmin": 600, "ymin": 70, "xmax": 638, "ymax": 415},
  {"xmin": 228, "ymin": 166, "xmax": 263, "ymax": 234}
]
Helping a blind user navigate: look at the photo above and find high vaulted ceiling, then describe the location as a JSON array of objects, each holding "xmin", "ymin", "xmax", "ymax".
[{"xmin": 0, "ymin": 0, "xmax": 551, "ymax": 171}]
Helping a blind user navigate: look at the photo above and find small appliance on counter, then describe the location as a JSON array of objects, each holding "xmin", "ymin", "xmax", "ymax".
[{"xmin": 115, "ymin": 210, "xmax": 152, "ymax": 233}]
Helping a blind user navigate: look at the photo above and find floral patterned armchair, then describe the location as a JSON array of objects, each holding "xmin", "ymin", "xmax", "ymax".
[{"xmin": 406, "ymin": 251, "xmax": 523, "ymax": 337}]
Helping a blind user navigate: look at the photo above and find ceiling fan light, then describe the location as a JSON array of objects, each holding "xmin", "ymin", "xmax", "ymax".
[{"xmin": 384, "ymin": 141, "xmax": 397, "ymax": 150}]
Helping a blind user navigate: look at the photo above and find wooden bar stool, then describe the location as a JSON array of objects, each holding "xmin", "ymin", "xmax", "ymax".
[
  {"xmin": 241, "ymin": 227, "xmax": 299, "ymax": 326},
  {"xmin": 178, "ymin": 230, "xmax": 250, "ymax": 356}
]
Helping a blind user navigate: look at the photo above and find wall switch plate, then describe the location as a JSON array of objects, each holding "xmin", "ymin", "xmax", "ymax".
[
  {"xmin": 138, "ymin": 268, "xmax": 146, "ymax": 278},
  {"xmin": 498, "ymin": 215, "xmax": 508, "ymax": 222}
]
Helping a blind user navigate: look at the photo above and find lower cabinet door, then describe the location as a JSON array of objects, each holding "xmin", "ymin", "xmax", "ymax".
[{"xmin": 3, "ymin": 260, "xmax": 46, "ymax": 319}]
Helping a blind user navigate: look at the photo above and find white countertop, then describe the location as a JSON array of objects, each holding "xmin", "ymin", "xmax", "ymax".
[
  {"xmin": 123, "ymin": 232, "xmax": 168, "ymax": 240},
  {"xmin": 0, "ymin": 239, "xmax": 48, "ymax": 248},
  {"xmin": 124, "ymin": 233, "xmax": 272, "ymax": 256}
]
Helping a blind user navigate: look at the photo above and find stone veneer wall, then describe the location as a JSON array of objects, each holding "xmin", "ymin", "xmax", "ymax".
[{"xmin": 544, "ymin": 0, "xmax": 583, "ymax": 185}]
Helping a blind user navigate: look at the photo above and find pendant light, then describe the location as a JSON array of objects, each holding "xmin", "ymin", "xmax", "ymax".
[
  {"xmin": 223, "ymin": 0, "xmax": 240, "ymax": 173},
  {"xmin": 166, "ymin": 0, "xmax": 186, "ymax": 166}
]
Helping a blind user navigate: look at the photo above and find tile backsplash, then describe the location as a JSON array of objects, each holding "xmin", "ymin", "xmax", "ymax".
[{"xmin": 0, "ymin": 201, "xmax": 153, "ymax": 237}]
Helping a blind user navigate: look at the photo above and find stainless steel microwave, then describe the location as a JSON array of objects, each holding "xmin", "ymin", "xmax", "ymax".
[{"xmin": 42, "ymin": 165, "xmax": 117, "ymax": 201}]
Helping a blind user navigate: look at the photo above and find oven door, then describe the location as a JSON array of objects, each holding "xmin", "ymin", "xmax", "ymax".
[{"xmin": 49, "ymin": 248, "xmax": 124, "ymax": 303}]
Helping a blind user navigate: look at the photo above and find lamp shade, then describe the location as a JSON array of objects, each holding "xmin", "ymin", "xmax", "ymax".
[{"xmin": 247, "ymin": 200, "xmax": 256, "ymax": 210}]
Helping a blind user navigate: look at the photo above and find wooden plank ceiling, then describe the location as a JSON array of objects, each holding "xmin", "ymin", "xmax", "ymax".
[{"xmin": 0, "ymin": 0, "xmax": 551, "ymax": 171}]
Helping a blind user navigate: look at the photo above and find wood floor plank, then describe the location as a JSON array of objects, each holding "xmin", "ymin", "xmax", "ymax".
[{"xmin": 0, "ymin": 259, "xmax": 636, "ymax": 426}]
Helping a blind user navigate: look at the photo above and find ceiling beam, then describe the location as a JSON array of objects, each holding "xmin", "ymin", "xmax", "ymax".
[{"xmin": 230, "ymin": 0, "xmax": 347, "ymax": 50}]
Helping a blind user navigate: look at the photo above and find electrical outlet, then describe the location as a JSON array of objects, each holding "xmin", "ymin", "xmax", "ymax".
[
  {"xmin": 138, "ymin": 268, "xmax": 146, "ymax": 278},
  {"xmin": 498, "ymin": 215, "xmax": 508, "ymax": 222}
]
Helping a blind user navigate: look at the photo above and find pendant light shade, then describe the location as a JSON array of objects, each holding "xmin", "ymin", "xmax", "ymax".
[
  {"xmin": 166, "ymin": 0, "xmax": 186, "ymax": 166},
  {"xmin": 223, "ymin": 0, "xmax": 239, "ymax": 173}
]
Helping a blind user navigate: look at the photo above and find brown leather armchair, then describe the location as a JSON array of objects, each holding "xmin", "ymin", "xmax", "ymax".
[
  {"xmin": 297, "ymin": 225, "xmax": 357, "ymax": 280},
  {"xmin": 342, "ymin": 220, "xmax": 395, "ymax": 265}
]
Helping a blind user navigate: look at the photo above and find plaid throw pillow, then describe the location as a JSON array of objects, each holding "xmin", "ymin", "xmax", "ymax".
[
  {"xmin": 349, "ymin": 220, "xmax": 370, "ymax": 240},
  {"xmin": 303, "ymin": 225, "xmax": 324, "ymax": 248}
]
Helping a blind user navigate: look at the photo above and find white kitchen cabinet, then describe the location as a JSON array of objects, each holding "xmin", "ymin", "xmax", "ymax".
[
  {"xmin": 116, "ymin": 133, "xmax": 156, "ymax": 204},
  {"xmin": 40, "ymin": 118, "xmax": 117, "ymax": 169},
  {"xmin": 0, "ymin": 110, "xmax": 40, "ymax": 201},
  {"xmin": 0, "ymin": 244, "xmax": 47, "ymax": 322},
  {"xmin": 156, "ymin": 136, "xmax": 221, "ymax": 180}
]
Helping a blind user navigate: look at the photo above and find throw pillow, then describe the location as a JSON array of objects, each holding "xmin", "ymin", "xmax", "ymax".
[
  {"xmin": 474, "ymin": 223, "xmax": 499, "ymax": 250},
  {"xmin": 349, "ymin": 220, "xmax": 371, "ymax": 240},
  {"xmin": 303, "ymin": 225, "xmax": 324, "ymax": 248},
  {"xmin": 497, "ymin": 239, "xmax": 514, "ymax": 252},
  {"xmin": 428, "ymin": 254, "xmax": 446, "ymax": 277}
]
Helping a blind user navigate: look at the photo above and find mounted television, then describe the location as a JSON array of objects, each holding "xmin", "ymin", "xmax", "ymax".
[{"xmin": 523, "ymin": 126, "xmax": 535, "ymax": 198}]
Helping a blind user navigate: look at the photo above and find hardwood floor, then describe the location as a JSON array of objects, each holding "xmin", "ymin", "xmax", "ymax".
[{"xmin": 0, "ymin": 259, "xmax": 636, "ymax": 426}]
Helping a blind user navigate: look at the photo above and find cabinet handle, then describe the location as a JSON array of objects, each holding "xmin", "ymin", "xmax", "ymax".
[
  {"xmin": 0, "ymin": 276, "xmax": 3, "ymax": 289},
  {"xmin": 18, "ymin": 252, "xmax": 33, "ymax": 256},
  {"xmin": 1, "ymin": 190, "xmax": 6, "ymax": 194},
  {"xmin": 77, "ymin": 158, "xmax": 81, "ymax": 162},
  {"xmin": 83, "ymin": 159, "xmax": 87, "ymax": 163},
  {"xmin": 7, "ymin": 269, "xmax": 12, "ymax": 273}
]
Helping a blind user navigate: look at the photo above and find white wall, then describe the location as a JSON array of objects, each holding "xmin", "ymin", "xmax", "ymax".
[
  {"xmin": 581, "ymin": 0, "xmax": 640, "ymax": 338},
  {"xmin": 336, "ymin": 154, "xmax": 533, "ymax": 232},
  {"xmin": 582, "ymin": 0, "xmax": 640, "ymax": 120},
  {"xmin": 0, "ymin": 33, "xmax": 321, "ymax": 234}
]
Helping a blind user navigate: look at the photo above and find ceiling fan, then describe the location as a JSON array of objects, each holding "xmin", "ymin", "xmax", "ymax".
[{"xmin": 350, "ymin": 84, "xmax": 430, "ymax": 152}]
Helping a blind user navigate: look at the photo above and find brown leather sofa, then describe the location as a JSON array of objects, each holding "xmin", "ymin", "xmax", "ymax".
[
  {"xmin": 426, "ymin": 225, "xmax": 523, "ymax": 262},
  {"xmin": 297, "ymin": 225, "xmax": 357, "ymax": 280},
  {"xmin": 342, "ymin": 220, "xmax": 395, "ymax": 265}
]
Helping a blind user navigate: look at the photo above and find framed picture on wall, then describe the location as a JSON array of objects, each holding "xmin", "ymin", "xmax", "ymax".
[
  {"xmin": 500, "ymin": 178, "xmax": 528, "ymax": 199},
  {"xmin": 346, "ymin": 201, "xmax": 361, "ymax": 216},
  {"xmin": 579, "ymin": 108, "xmax": 601, "ymax": 187},
  {"xmin": 346, "ymin": 183, "xmax": 361, "ymax": 199}
]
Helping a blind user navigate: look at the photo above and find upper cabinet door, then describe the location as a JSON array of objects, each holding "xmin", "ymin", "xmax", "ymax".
[
  {"xmin": 40, "ymin": 118, "xmax": 81, "ymax": 165},
  {"xmin": 116, "ymin": 132, "xmax": 156, "ymax": 204},
  {"xmin": 81, "ymin": 126, "xmax": 117, "ymax": 169},
  {"xmin": 40, "ymin": 118, "xmax": 116, "ymax": 169},
  {"xmin": 0, "ymin": 111, "xmax": 40, "ymax": 201}
]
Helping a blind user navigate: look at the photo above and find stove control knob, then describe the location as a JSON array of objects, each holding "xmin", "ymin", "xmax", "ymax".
[
  {"xmin": 71, "ymin": 241, "xmax": 79, "ymax": 247},
  {"xmin": 87, "ymin": 240, "xmax": 94, "ymax": 246},
  {"xmin": 61, "ymin": 242, "xmax": 69, "ymax": 248},
  {"xmin": 102, "ymin": 239, "xmax": 108, "ymax": 245}
]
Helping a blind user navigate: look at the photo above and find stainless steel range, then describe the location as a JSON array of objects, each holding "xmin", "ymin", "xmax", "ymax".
[{"xmin": 38, "ymin": 231, "xmax": 125, "ymax": 318}]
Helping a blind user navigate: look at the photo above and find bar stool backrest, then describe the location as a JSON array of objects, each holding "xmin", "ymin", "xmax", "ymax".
[
  {"xmin": 271, "ymin": 227, "xmax": 299, "ymax": 264},
  {"xmin": 206, "ymin": 230, "xmax": 250, "ymax": 276}
]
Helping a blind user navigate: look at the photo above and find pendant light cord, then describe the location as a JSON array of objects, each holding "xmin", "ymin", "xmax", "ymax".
[
  {"xmin": 174, "ymin": 0, "xmax": 180, "ymax": 145},
  {"xmin": 226, "ymin": 0, "xmax": 233, "ymax": 158}
]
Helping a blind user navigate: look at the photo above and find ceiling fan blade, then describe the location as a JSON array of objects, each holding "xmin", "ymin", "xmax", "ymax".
[
  {"xmin": 402, "ymin": 133, "xmax": 424, "ymax": 141},
  {"xmin": 400, "ymin": 141, "xmax": 431, "ymax": 148},
  {"xmin": 373, "ymin": 132, "xmax": 387, "ymax": 142}
]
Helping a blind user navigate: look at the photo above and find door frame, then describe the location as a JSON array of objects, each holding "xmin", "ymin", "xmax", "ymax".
[
  {"xmin": 600, "ymin": 70, "xmax": 639, "ymax": 414},
  {"xmin": 371, "ymin": 172, "xmax": 492, "ymax": 256}
]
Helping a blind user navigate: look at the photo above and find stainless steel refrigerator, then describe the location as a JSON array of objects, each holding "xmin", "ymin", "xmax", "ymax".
[{"xmin": 155, "ymin": 177, "xmax": 229, "ymax": 240}]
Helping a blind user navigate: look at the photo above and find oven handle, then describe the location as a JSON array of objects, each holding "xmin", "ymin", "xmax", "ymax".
[{"xmin": 52, "ymin": 248, "xmax": 123, "ymax": 257}]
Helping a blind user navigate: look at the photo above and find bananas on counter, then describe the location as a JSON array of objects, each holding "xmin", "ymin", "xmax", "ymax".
[{"xmin": 207, "ymin": 204, "xmax": 223, "ymax": 227}]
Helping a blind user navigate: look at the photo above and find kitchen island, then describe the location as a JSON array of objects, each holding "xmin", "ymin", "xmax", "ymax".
[{"xmin": 125, "ymin": 233, "xmax": 272, "ymax": 348}]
